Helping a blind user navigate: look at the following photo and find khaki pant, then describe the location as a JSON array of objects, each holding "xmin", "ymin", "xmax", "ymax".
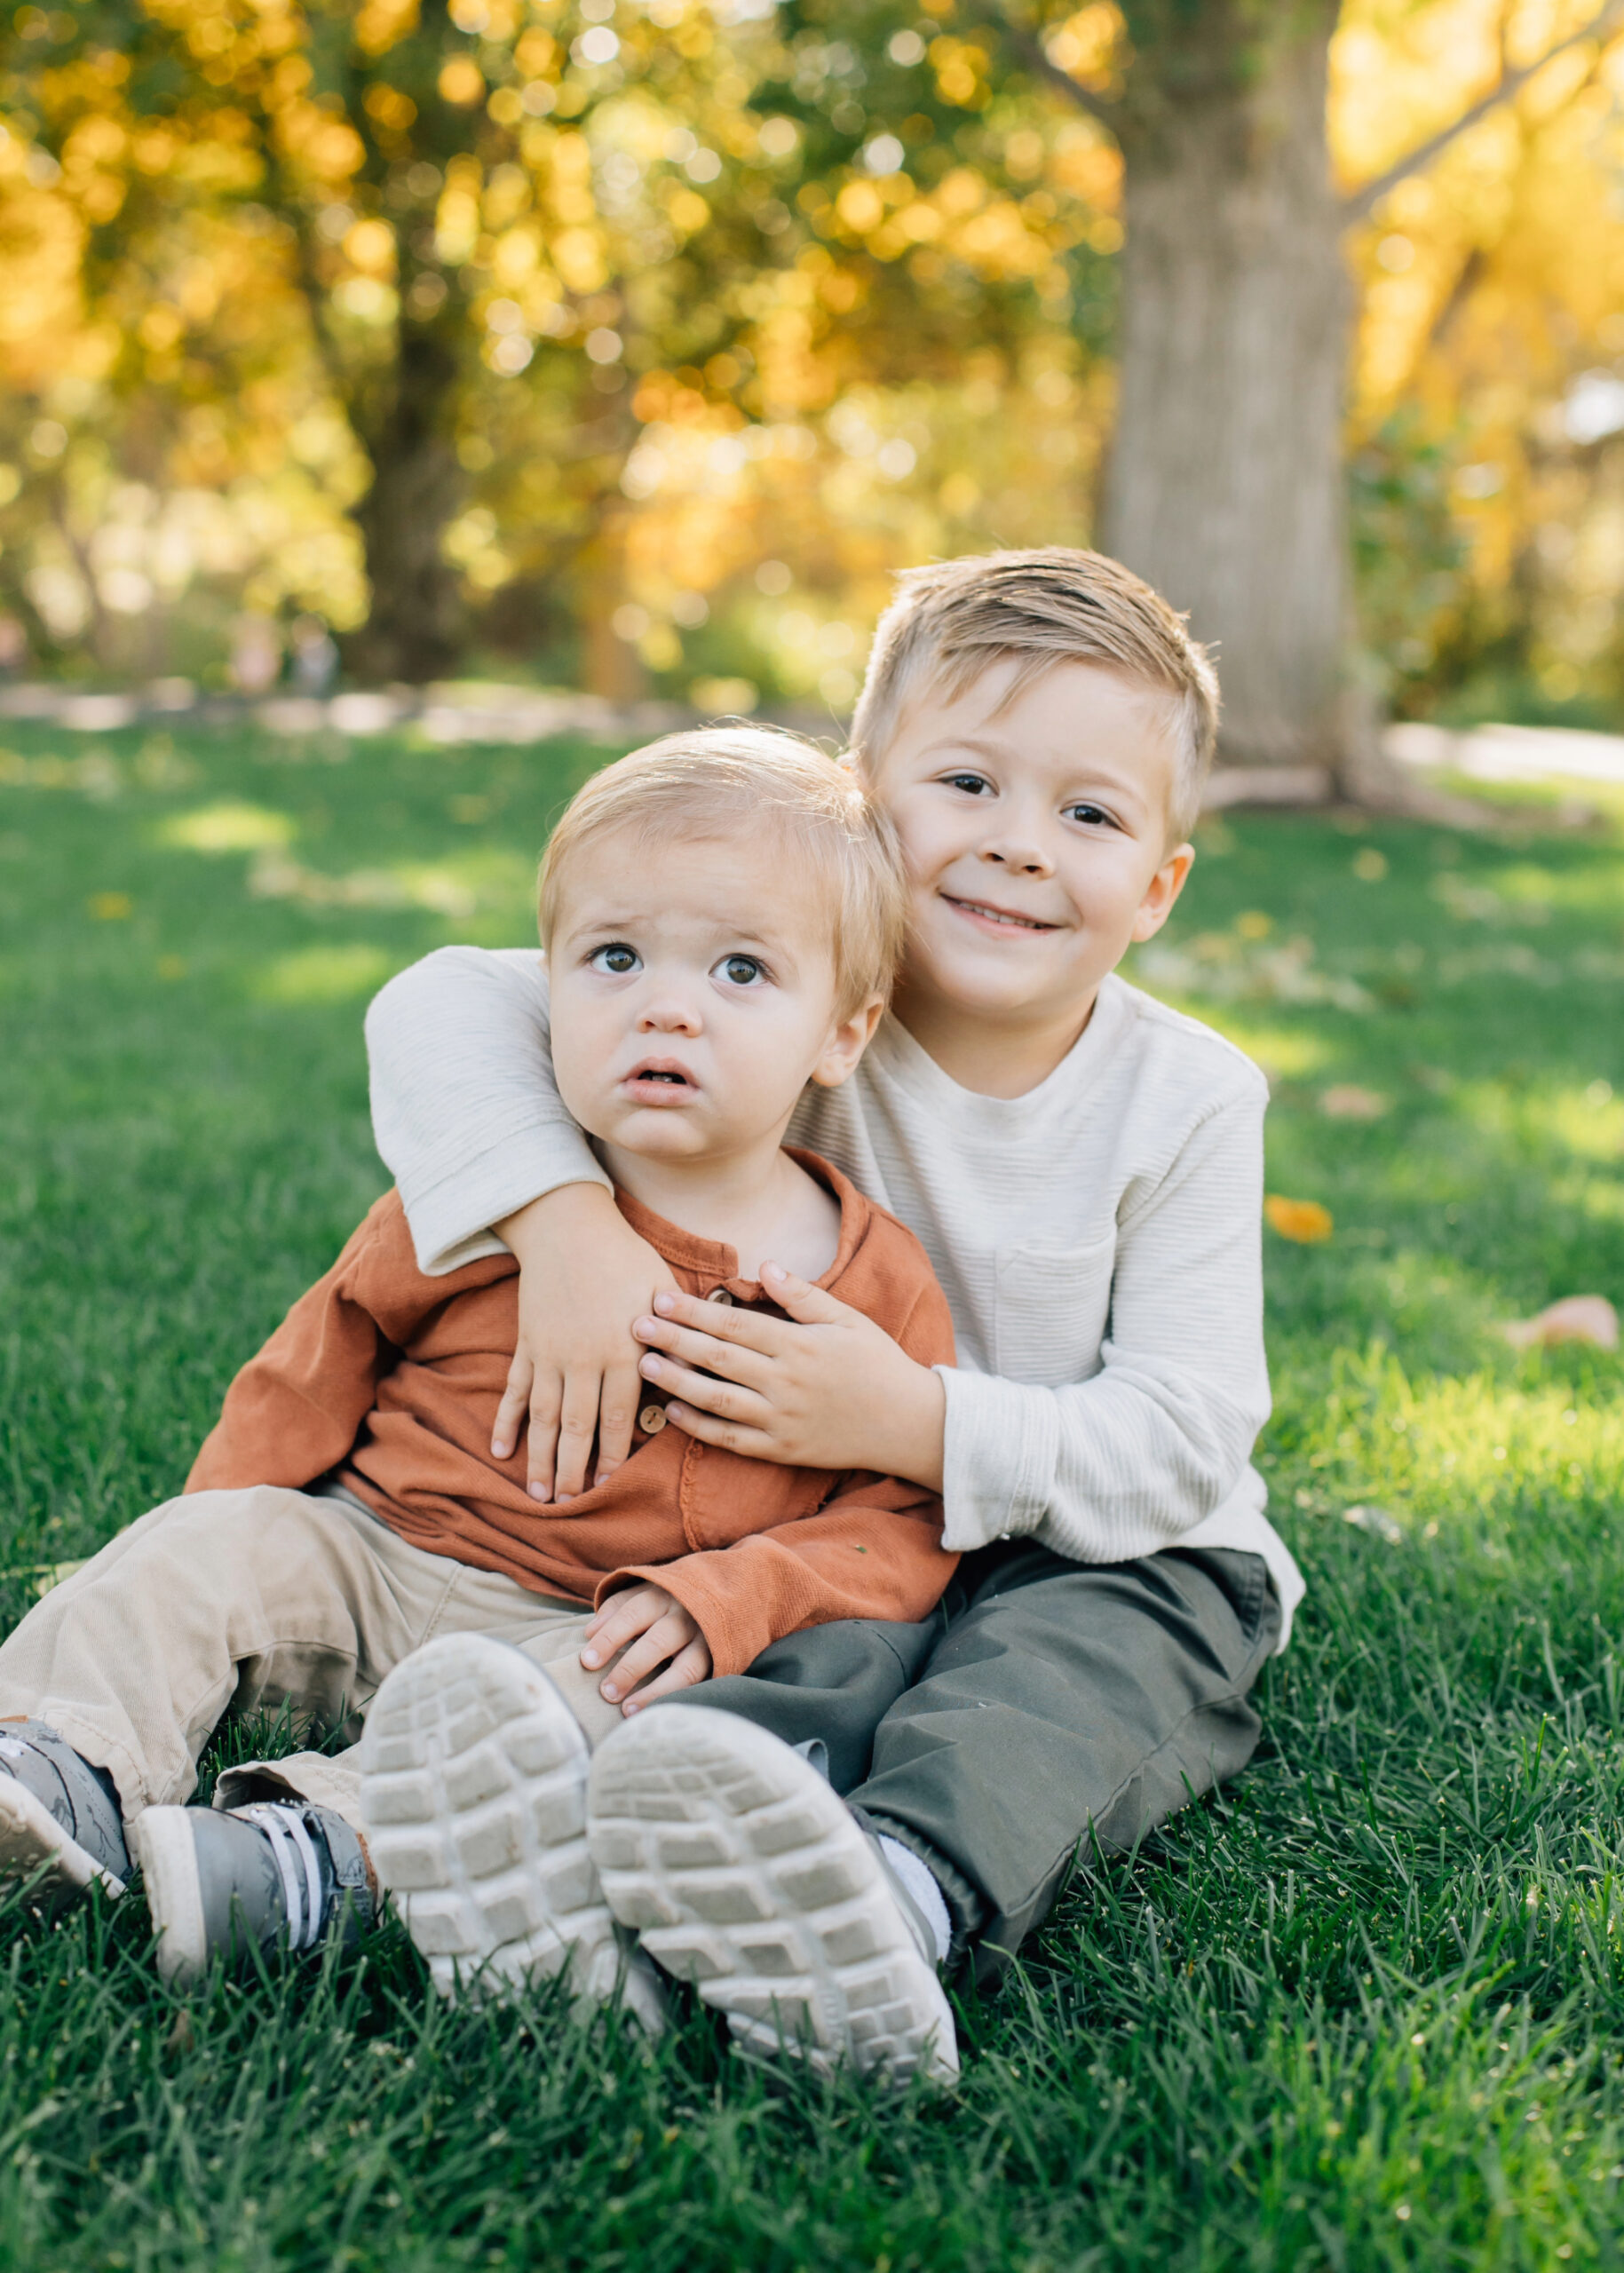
[{"xmin": 0, "ymin": 1486, "xmax": 629, "ymax": 1839}]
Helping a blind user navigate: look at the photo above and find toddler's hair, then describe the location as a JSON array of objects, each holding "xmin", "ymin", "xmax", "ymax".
[
  {"xmin": 538, "ymin": 724, "xmax": 907, "ymax": 1018},
  {"xmin": 850, "ymin": 547, "xmax": 1220, "ymax": 841}
]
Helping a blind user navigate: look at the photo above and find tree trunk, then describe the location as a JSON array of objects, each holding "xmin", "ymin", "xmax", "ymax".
[
  {"xmin": 1102, "ymin": 9, "xmax": 1350, "ymax": 777},
  {"xmin": 345, "ymin": 327, "xmax": 465, "ymax": 685}
]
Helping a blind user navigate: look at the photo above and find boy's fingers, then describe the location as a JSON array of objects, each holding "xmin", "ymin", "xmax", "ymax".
[
  {"xmin": 547, "ymin": 1368, "xmax": 600, "ymax": 1501},
  {"xmin": 593, "ymin": 1360, "xmax": 640, "ymax": 1485},
  {"xmin": 521, "ymin": 1375, "xmax": 564, "ymax": 1501},
  {"xmin": 662, "ymin": 1401, "xmax": 776, "ymax": 1460},
  {"xmin": 758, "ymin": 1267, "xmax": 851, "ymax": 1327},
  {"xmin": 634, "ymin": 1316, "xmax": 773, "ymax": 1387},
  {"xmin": 491, "ymin": 1353, "xmax": 535, "ymax": 1462},
  {"xmin": 644, "ymin": 1290, "xmax": 788, "ymax": 1356},
  {"xmin": 622, "ymin": 1638, "xmax": 710, "ymax": 1709},
  {"xmin": 639, "ymin": 1356, "xmax": 770, "ymax": 1424}
]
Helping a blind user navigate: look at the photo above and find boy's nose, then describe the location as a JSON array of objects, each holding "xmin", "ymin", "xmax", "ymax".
[{"xmin": 982, "ymin": 838, "xmax": 1053, "ymax": 878}]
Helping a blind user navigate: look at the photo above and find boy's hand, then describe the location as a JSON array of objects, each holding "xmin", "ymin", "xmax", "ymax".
[
  {"xmin": 632, "ymin": 1267, "xmax": 947, "ymax": 1490},
  {"xmin": 491, "ymin": 1184, "xmax": 679, "ymax": 1502},
  {"xmin": 581, "ymin": 1583, "xmax": 711, "ymax": 1710}
]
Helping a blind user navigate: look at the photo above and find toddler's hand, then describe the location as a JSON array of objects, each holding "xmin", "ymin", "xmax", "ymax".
[
  {"xmin": 489, "ymin": 1184, "xmax": 678, "ymax": 1502},
  {"xmin": 580, "ymin": 1583, "xmax": 711, "ymax": 1711}
]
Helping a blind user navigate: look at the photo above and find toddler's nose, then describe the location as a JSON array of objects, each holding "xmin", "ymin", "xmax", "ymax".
[{"xmin": 638, "ymin": 994, "xmax": 702, "ymax": 1034}]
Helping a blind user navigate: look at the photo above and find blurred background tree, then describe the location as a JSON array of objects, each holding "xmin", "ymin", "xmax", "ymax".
[{"xmin": 2, "ymin": 0, "xmax": 1622, "ymax": 767}]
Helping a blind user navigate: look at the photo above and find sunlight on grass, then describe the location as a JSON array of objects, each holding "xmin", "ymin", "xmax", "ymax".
[
  {"xmin": 1270, "ymin": 1343, "xmax": 1623, "ymax": 1536},
  {"xmin": 1189, "ymin": 1016, "xmax": 1335, "ymax": 1080},
  {"xmin": 160, "ymin": 800, "xmax": 298, "ymax": 853},
  {"xmin": 250, "ymin": 942, "xmax": 396, "ymax": 1004},
  {"xmin": 1536, "ymin": 1082, "xmax": 1624, "ymax": 1162}
]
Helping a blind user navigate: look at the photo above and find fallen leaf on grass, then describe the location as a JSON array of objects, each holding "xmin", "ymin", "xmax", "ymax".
[
  {"xmin": 1265, "ymin": 1195, "xmax": 1335, "ymax": 1243},
  {"xmin": 1501, "ymin": 1295, "xmax": 1618, "ymax": 1350},
  {"xmin": 1343, "ymin": 1504, "xmax": 1405, "ymax": 1543},
  {"xmin": 1319, "ymin": 1085, "xmax": 1390, "ymax": 1121}
]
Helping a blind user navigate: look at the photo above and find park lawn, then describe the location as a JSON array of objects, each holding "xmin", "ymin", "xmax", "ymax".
[{"xmin": 1, "ymin": 711, "xmax": 1623, "ymax": 2273}]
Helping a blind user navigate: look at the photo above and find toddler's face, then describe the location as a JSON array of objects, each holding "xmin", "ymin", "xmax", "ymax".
[
  {"xmin": 547, "ymin": 830, "xmax": 869, "ymax": 1168},
  {"xmin": 872, "ymin": 658, "xmax": 1192, "ymax": 1034}
]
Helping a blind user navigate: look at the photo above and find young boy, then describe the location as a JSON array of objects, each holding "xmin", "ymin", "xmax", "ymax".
[
  {"xmin": 0, "ymin": 729, "xmax": 961, "ymax": 2074},
  {"xmin": 366, "ymin": 547, "xmax": 1307, "ymax": 2081}
]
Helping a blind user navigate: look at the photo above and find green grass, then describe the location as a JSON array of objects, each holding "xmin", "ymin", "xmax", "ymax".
[{"xmin": 2, "ymin": 717, "xmax": 1623, "ymax": 2270}]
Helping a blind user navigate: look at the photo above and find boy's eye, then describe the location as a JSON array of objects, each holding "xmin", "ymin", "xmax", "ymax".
[
  {"xmin": 716, "ymin": 953, "xmax": 765, "ymax": 987},
  {"xmin": 590, "ymin": 943, "xmax": 640, "ymax": 975},
  {"xmin": 1064, "ymin": 802, "xmax": 1113, "ymax": 828}
]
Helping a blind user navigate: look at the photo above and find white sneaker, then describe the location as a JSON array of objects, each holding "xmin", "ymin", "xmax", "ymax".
[
  {"xmin": 359, "ymin": 1634, "xmax": 667, "ymax": 2033},
  {"xmin": 587, "ymin": 1707, "xmax": 958, "ymax": 2087}
]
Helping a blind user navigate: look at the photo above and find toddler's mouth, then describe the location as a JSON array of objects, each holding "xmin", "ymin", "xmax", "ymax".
[{"xmin": 622, "ymin": 1059, "xmax": 699, "ymax": 1098}]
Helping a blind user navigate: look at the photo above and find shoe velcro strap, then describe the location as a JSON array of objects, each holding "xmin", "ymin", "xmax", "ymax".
[{"xmin": 235, "ymin": 1803, "xmax": 326, "ymax": 1951}]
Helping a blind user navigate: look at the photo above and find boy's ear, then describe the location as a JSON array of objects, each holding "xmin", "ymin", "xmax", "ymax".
[
  {"xmin": 1131, "ymin": 843, "xmax": 1195, "ymax": 944},
  {"xmin": 811, "ymin": 994, "xmax": 885, "ymax": 1088}
]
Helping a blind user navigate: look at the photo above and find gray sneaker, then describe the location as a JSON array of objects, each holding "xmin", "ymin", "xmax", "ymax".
[
  {"xmin": 587, "ymin": 1707, "xmax": 959, "ymax": 2087},
  {"xmin": 135, "ymin": 1800, "xmax": 376, "ymax": 1987},
  {"xmin": 0, "ymin": 1719, "xmax": 130, "ymax": 1903}
]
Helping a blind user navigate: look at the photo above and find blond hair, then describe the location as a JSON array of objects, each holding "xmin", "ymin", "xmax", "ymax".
[
  {"xmin": 849, "ymin": 547, "xmax": 1220, "ymax": 842},
  {"xmin": 538, "ymin": 725, "xmax": 907, "ymax": 1018}
]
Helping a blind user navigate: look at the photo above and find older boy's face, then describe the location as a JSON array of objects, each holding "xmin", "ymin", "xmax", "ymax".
[
  {"xmin": 875, "ymin": 658, "xmax": 1192, "ymax": 1043},
  {"xmin": 547, "ymin": 832, "xmax": 861, "ymax": 1168}
]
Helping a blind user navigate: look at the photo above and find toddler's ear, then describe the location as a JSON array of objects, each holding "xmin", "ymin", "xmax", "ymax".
[
  {"xmin": 1131, "ymin": 843, "xmax": 1195, "ymax": 944},
  {"xmin": 812, "ymin": 994, "xmax": 885, "ymax": 1088}
]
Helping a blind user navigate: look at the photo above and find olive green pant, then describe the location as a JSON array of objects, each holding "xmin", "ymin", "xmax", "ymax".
[{"xmin": 676, "ymin": 1540, "xmax": 1281, "ymax": 1984}]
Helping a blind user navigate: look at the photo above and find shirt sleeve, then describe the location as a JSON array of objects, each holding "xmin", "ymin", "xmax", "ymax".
[
  {"xmin": 364, "ymin": 945, "xmax": 610, "ymax": 1277},
  {"xmin": 607, "ymin": 1474, "xmax": 957, "ymax": 1678},
  {"xmin": 186, "ymin": 1206, "xmax": 396, "ymax": 1494},
  {"xmin": 936, "ymin": 1084, "xmax": 1271, "ymax": 1561}
]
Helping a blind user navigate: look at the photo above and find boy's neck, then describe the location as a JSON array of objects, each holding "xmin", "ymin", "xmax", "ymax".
[
  {"xmin": 597, "ymin": 1136, "xmax": 841, "ymax": 1282},
  {"xmin": 890, "ymin": 977, "xmax": 1101, "ymax": 1099}
]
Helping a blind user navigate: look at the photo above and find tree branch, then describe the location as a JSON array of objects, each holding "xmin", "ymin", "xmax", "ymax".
[
  {"xmin": 982, "ymin": 7, "xmax": 1120, "ymax": 124},
  {"xmin": 1342, "ymin": 0, "xmax": 1624, "ymax": 221}
]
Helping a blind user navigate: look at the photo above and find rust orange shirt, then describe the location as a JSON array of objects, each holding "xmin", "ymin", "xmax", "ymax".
[{"xmin": 186, "ymin": 1152, "xmax": 958, "ymax": 1676}]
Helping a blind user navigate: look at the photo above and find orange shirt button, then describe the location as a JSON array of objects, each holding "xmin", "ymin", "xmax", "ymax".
[
  {"xmin": 706, "ymin": 1287, "xmax": 735, "ymax": 1304},
  {"xmin": 638, "ymin": 1404, "xmax": 668, "ymax": 1435}
]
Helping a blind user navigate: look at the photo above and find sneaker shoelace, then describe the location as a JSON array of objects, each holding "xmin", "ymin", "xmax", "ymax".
[{"xmin": 234, "ymin": 1803, "xmax": 328, "ymax": 1951}]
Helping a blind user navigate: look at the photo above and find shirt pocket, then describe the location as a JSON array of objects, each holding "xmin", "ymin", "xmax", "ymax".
[{"xmin": 993, "ymin": 1232, "xmax": 1118, "ymax": 1388}]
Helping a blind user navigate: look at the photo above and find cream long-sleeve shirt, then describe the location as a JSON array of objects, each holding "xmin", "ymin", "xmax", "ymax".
[{"xmin": 364, "ymin": 948, "xmax": 1304, "ymax": 1645}]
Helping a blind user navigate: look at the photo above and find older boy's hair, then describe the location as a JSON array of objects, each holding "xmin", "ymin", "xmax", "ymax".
[
  {"xmin": 538, "ymin": 725, "xmax": 907, "ymax": 1018},
  {"xmin": 850, "ymin": 547, "xmax": 1220, "ymax": 841}
]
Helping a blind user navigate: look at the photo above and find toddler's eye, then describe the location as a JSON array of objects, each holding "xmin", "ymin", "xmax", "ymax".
[
  {"xmin": 944, "ymin": 772, "xmax": 992, "ymax": 796},
  {"xmin": 717, "ymin": 953, "xmax": 765, "ymax": 987},
  {"xmin": 1065, "ymin": 802, "xmax": 1112, "ymax": 828},
  {"xmin": 591, "ymin": 943, "xmax": 640, "ymax": 975}
]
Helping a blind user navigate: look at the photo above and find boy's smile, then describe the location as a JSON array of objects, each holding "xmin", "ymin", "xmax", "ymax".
[{"xmin": 875, "ymin": 658, "xmax": 1194, "ymax": 1097}]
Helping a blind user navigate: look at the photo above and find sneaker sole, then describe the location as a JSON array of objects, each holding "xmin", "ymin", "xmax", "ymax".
[
  {"xmin": 0, "ymin": 1776, "xmax": 124, "ymax": 1905},
  {"xmin": 131, "ymin": 1807, "xmax": 208, "ymax": 1986},
  {"xmin": 587, "ymin": 1707, "xmax": 957, "ymax": 2087},
  {"xmin": 360, "ymin": 1634, "xmax": 666, "ymax": 2031}
]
